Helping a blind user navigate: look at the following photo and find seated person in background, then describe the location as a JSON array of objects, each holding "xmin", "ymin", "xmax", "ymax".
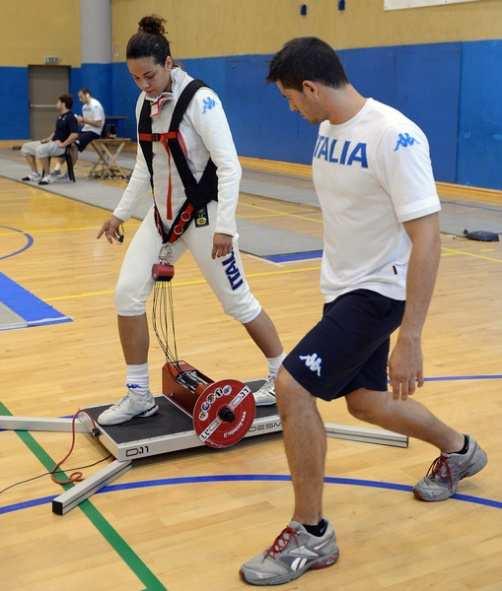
[
  {"xmin": 75, "ymin": 88, "xmax": 105, "ymax": 150},
  {"xmin": 21, "ymin": 94, "xmax": 79, "ymax": 185},
  {"xmin": 51, "ymin": 88, "xmax": 105, "ymax": 180}
]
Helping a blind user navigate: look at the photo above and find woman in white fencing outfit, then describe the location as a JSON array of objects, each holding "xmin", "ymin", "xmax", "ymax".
[{"xmin": 97, "ymin": 15, "xmax": 284, "ymax": 425}]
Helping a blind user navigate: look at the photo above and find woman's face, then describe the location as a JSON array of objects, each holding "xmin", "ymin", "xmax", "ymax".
[{"xmin": 127, "ymin": 56, "xmax": 173, "ymax": 98}]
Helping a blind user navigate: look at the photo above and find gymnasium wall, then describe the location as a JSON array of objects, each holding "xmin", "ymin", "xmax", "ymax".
[
  {"xmin": 1, "ymin": 1, "xmax": 502, "ymax": 188},
  {"xmin": 110, "ymin": 0, "xmax": 502, "ymax": 188},
  {"xmin": 0, "ymin": 0, "xmax": 80, "ymax": 138}
]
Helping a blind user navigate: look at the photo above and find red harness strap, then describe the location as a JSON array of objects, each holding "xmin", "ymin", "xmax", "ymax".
[
  {"xmin": 139, "ymin": 131, "xmax": 188, "ymax": 221},
  {"xmin": 137, "ymin": 80, "xmax": 218, "ymax": 246},
  {"xmin": 138, "ymin": 132, "xmax": 176, "ymax": 142}
]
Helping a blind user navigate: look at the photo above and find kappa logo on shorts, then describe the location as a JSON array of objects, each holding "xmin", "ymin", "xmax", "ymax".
[{"xmin": 299, "ymin": 353, "xmax": 322, "ymax": 377}]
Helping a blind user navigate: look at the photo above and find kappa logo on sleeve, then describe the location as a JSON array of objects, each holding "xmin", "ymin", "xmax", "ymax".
[
  {"xmin": 202, "ymin": 96, "xmax": 217, "ymax": 114},
  {"xmin": 394, "ymin": 132, "xmax": 419, "ymax": 152}
]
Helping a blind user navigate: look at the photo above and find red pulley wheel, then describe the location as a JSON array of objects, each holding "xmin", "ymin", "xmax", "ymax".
[{"xmin": 193, "ymin": 379, "xmax": 256, "ymax": 448}]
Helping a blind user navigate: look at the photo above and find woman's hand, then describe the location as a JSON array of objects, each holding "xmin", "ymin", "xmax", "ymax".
[
  {"xmin": 97, "ymin": 215, "xmax": 124, "ymax": 244},
  {"xmin": 212, "ymin": 233, "xmax": 233, "ymax": 259}
]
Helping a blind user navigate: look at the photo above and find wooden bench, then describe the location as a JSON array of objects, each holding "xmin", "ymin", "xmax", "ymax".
[{"xmin": 89, "ymin": 137, "xmax": 132, "ymax": 179}]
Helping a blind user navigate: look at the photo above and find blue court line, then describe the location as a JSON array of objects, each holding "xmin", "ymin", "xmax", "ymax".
[
  {"xmin": 0, "ymin": 272, "xmax": 71, "ymax": 329},
  {"xmin": 0, "ymin": 495, "xmax": 55, "ymax": 514},
  {"xmin": 0, "ymin": 225, "xmax": 34, "ymax": 261},
  {"xmin": 1, "ymin": 373, "xmax": 501, "ymax": 433},
  {"xmin": 1, "ymin": 474, "xmax": 500, "ymax": 516},
  {"xmin": 424, "ymin": 374, "xmax": 502, "ymax": 382},
  {"xmin": 263, "ymin": 250, "xmax": 323, "ymax": 263}
]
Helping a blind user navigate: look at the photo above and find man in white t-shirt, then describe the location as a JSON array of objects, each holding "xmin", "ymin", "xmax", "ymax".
[
  {"xmin": 240, "ymin": 37, "xmax": 488, "ymax": 586},
  {"xmin": 75, "ymin": 88, "xmax": 105, "ymax": 151}
]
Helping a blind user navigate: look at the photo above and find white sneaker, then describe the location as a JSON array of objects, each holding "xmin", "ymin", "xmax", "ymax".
[
  {"xmin": 97, "ymin": 386, "xmax": 159, "ymax": 426},
  {"xmin": 38, "ymin": 175, "xmax": 54, "ymax": 186},
  {"xmin": 22, "ymin": 172, "xmax": 41, "ymax": 182},
  {"xmin": 253, "ymin": 376, "xmax": 277, "ymax": 406}
]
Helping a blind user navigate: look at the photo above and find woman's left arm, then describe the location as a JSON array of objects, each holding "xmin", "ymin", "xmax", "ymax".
[{"xmin": 188, "ymin": 89, "xmax": 241, "ymax": 239}]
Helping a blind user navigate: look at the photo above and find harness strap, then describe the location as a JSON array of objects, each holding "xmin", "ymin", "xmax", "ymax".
[{"xmin": 138, "ymin": 79, "xmax": 219, "ymax": 244}]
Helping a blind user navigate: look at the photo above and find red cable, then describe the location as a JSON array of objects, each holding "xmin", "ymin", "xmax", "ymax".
[{"xmin": 50, "ymin": 410, "xmax": 97, "ymax": 486}]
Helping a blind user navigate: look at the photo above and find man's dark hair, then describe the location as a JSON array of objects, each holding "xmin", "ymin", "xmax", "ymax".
[
  {"xmin": 58, "ymin": 94, "xmax": 73, "ymax": 109},
  {"xmin": 79, "ymin": 88, "xmax": 91, "ymax": 95},
  {"xmin": 126, "ymin": 15, "xmax": 171, "ymax": 65},
  {"xmin": 267, "ymin": 37, "xmax": 348, "ymax": 91}
]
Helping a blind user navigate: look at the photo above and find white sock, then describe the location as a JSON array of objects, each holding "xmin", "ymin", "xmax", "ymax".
[
  {"xmin": 267, "ymin": 352, "xmax": 286, "ymax": 378},
  {"xmin": 126, "ymin": 363, "xmax": 149, "ymax": 395}
]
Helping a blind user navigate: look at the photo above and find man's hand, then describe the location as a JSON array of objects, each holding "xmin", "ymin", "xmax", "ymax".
[
  {"xmin": 97, "ymin": 215, "xmax": 124, "ymax": 244},
  {"xmin": 388, "ymin": 334, "xmax": 424, "ymax": 400},
  {"xmin": 211, "ymin": 233, "xmax": 233, "ymax": 259},
  {"xmin": 76, "ymin": 115, "xmax": 84, "ymax": 125}
]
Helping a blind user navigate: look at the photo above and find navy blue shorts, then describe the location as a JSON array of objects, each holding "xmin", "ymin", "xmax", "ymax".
[
  {"xmin": 75, "ymin": 131, "xmax": 100, "ymax": 152},
  {"xmin": 283, "ymin": 289, "xmax": 405, "ymax": 401}
]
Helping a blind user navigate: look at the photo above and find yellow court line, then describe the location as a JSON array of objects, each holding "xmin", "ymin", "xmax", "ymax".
[
  {"xmin": 441, "ymin": 246, "xmax": 502, "ymax": 264},
  {"xmin": 49, "ymin": 288, "xmax": 114, "ymax": 301},
  {"xmin": 46, "ymin": 244, "xmax": 501, "ymax": 304},
  {"xmin": 0, "ymin": 225, "xmax": 100, "ymax": 237},
  {"xmin": 48, "ymin": 265, "xmax": 321, "ymax": 303},
  {"xmin": 237, "ymin": 212, "xmax": 293, "ymax": 220},
  {"xmin": 239, "ymin": 199, "xmax": 319, "ymax": 215},
  {"xmin": 240, "ymin": 199, "xmax": 322, "ymax": 224}
]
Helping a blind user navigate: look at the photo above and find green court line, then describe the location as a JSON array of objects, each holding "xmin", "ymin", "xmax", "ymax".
[{"xmin": 0, "ymin": 401, "xmax": 167, "ymax": 591}]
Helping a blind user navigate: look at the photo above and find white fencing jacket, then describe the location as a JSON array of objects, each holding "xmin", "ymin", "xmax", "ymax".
[{"xmin": 113, "ymin": 67, "xmax": 241, "ymax": 237}]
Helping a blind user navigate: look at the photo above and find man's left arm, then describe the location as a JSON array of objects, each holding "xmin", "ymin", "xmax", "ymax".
[
  {"xmin": 388, "ymin": 212, "xmax": 441, "ymax": 399},
  {"xmin": 79, "ymin": 105, "xmax": 104, "ymax": 129},
  {"xmin": 80, "ymin": 116, "xmax": 103, "ymax": 129},
  {"xmin": 59, "ymin": 132, "xmax": 79, "ymax": 147},
  {"xmin": 58, "ymin": 115, "xmax": 80, "ymax": 148}
]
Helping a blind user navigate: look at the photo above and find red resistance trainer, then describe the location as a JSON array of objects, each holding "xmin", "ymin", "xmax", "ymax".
[
  {"xmin": 162, "ymin": 360, "xmax": 256, "ymax": 448},
  {"xmin": 152, "ymin": 261, "xmax": 174, "ymax": 282}
]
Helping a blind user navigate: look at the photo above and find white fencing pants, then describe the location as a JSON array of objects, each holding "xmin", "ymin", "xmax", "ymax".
[{"xmin": 115, "ymin": 202, "xmax": 262, "ymax": 323}]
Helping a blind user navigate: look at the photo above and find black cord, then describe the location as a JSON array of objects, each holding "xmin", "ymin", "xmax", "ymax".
[
  {"xmin": 153, "ymin": 281, "xmax": 178, "ymax": 362},
  {"xmin": 168, "ymin": 281, "xmax": 179, "ymax": 361},
  {"xmin": 0, "ymin": 454, "xmax": 113, "ymax": 497}
]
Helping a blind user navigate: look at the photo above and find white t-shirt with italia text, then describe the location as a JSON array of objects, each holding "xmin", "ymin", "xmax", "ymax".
[{"xmin": 312, "ymin": 98, "xmax": 441, "ymax": 303}]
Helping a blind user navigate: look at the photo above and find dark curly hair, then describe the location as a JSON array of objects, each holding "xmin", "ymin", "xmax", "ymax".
[
  {"xmin": 58, "ymin": 94, "xmax": 73, "ymax": 110},
  {"xmin": 126, "ymin": 15, "xmax": 171, "ymax": 64}
]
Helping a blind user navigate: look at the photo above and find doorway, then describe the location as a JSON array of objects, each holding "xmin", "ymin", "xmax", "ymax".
[{"xmin": 28, "ymin": 66, "xmax": 70, "ymax": 139}]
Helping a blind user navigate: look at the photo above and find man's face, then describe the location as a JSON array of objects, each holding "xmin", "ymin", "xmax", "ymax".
[
  {"xmin": 56, "ymin": 99, "xmax": 64, "ymax": 112},
  {"xmin": 276, "ymin": 80, "xmax": 325, "ymax": 124},
  {"xmin": 128, "ymin": 56, "xmax": 173, "ymax": 98},
  {"xmin": 78, "ymin": 91, "xmax": 90, "ymax": 105}
]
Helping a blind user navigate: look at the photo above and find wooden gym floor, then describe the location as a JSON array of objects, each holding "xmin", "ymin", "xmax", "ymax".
[{"xmin": 0, "ymin": 173, "xmax": 501, "ymax": 591}]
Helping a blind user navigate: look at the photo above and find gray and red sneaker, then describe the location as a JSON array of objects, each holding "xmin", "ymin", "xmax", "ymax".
[
  {"xmin": 414, "ymin": 435, "xmax": 487, "ymax": 501},
  {"xmin": 240, "ymin": 520, "xmax": 339, "ymax": 586}
]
